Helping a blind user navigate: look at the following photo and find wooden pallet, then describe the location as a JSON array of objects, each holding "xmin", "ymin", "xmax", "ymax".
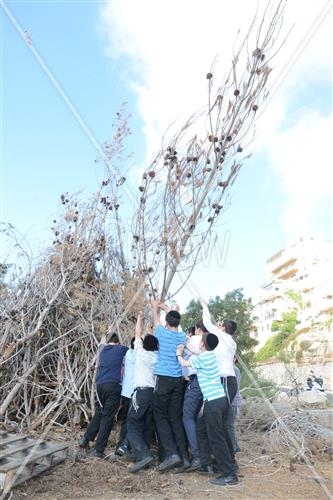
[{"xmin": 0, "ymin": 431, "xmax": 68, "ymax": 496}]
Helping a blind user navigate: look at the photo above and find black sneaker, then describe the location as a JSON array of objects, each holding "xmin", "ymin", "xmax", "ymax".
[
  {"xmin": 187, "ymin": 457, "xmax": 201, "ymax": 472},
  {"xmin": 128, "ymin": 455, "xmax": 154, "ymax": 473},
  {"xmin": 79, "ymin": 436, "xmax": 89, "ymax": 448},
  {"xmin": 89, "ymin": 448, "xmax": 105, "ymax": 459},
  {"xmin": 210, "ymin": 474, "xmax": 239, "ymax": 486},
  {"xmin": 158, "ymin": 454, "xmax": 182, "ymax": 472},
  {"xmin": 115, "ymin": 444, "xmax": 129, "ymax": 456}
]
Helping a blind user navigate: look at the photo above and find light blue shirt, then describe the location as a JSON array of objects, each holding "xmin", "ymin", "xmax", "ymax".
[
  {"xmin": 154, "ymin": 325, "xmax": 186, "ymax": 377},
  {"xmin": 121, "ymin": 349, "xmax": 136, "ymax": 398},
  {"xmin": 191, "ymin": 351, "xmax": 225, "ymax": 402}
]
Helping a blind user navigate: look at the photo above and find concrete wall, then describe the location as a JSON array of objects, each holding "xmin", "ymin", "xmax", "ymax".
[{"xmin": 256, "ymin": 360, "xmax": 333, "ymax": 391}]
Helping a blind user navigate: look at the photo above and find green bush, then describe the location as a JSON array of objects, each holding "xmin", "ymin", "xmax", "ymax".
[{"xmin": 255, "ymin": 310, "xmax": 298, "ymax": 362}]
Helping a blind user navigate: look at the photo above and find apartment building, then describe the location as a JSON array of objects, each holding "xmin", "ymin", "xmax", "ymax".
[{"xmin": 252, "ymin": 235, "xmax": 333, "ymax": 350}]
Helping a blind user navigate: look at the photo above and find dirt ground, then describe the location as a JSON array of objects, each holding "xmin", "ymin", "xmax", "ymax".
[{"xmin": 10, "ymin": 427, "xmax": 333, "ymax": 500}]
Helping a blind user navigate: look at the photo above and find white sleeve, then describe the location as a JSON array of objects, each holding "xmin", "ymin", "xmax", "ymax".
[
  {"xmin": 202, "ymin": 304, "xmax": 234, "ymax": 348},
  {"xmin": 134, "ymin": 338, "xmax": 143, "ymax": 351},
  {"xmin": 202, "ymin": 304, "xmax": 222, "ymax": 337}
]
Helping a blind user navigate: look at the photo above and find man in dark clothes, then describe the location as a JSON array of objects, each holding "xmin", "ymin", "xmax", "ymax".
[{"xmin": 79, "ymin": 333, "xmax": 128, "ymax": 458}]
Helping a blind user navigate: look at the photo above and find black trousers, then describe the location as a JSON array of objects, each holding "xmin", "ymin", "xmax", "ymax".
[
  {"xmin": 197, "ymin": 397, "xmax": 235, "ymax": 476},
  {"xmin": 117, "ymin": 396, "xmax": 131, "ymax": 448},
  {"xmin": 84, "ymin": 382, "xmax": 121, "ymax": 453},
  {"xmin": 153, "ymin": 375, "xmax": 188, "ymax": 460},
  {"xmin": 221, "ymin": 376, "xmax": 238, "ymax": 462},
  {"xmin": 127, "ymin": 388, "xmax": 154, "ymax": 461},
  {"xmin": 221, "ymin": 376, "xmax": 238, "ymax": 404}
]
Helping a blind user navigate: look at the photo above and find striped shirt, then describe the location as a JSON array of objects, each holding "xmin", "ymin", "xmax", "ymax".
[
  {"xmin": 154, "ymin": 325, "xmax": 186, "ymax": 377},
  {"xmin": 190, "ymin": 351, "xmax": 225, "ymax": 401}
]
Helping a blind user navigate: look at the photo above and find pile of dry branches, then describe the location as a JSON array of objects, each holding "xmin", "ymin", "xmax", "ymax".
[
  {"xmin": 1, "ymin": 2, "xmax": 287, "ymax": 431},
  {"xmin": 264, "ymin": 411, "xmax": 333, "ymax": 461}
]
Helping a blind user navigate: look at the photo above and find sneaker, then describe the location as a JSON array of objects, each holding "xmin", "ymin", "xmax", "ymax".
[
  {"xmin": 210, "ymin": 474, "xmax": 239, "ymax": 486},
  {"xmin": 89, "ymin": 448, "xmax": 105, "ymax": 459},
  {"xmin": 115, "ymin": 444, "xmax": 129, "ymax": 456},
  {"xmin": 158, "ymin": 454, "xmax": 182, "ymax": 472},
  {"xmin": 187, "ymin": 457, "xmax": 201, "ymax": 472},
  {"xmin": 128, "ymin": 455, "xmax": 154, "ymax": 473},
  {"xmin": 79, "ymin": 436, "xmax": 89, "ymax": 448}
]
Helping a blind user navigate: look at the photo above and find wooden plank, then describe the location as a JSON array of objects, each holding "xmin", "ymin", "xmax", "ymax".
[
  {"xmin": 0, "ymin": 441, "xmax": 36, "ymax": 459},
  {"xmin": 0, "ymin": 435, "xmax": 29, "ymax": 447},
  {"xmin": 0, "ymin": 443, "xmax": 68, "ymax": 473}
]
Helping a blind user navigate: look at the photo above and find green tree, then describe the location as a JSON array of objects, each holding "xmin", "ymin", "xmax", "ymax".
[
  {"xmin": 255, "ymin": 310, "xmax": 298, "ymax": 362},
  {"xmin": 181, "ymin": 288, "xmax": 257, "ymax": 359}
]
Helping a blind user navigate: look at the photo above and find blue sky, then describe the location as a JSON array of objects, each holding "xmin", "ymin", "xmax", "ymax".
[{"xmin": 1, "ymin": 0, "xmax": 331, "ymax": 306}]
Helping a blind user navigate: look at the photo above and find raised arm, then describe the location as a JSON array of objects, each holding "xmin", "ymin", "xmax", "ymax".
[
  {"xmin": 151, "ymin": 299, "xmax": 160, "ymax": 327},
  {"xmin": 135, "ymin": 312, "xmax": 143, "ymax": 339},
  {"xmin": 200, "ymin": 298, "xmax": 221, "ymax": 337}
]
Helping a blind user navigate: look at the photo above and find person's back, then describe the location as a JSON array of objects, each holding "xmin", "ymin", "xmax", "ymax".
[
  {"xmin": 151, "ymin": 301, "xmax": 188, "ymax": 472},
  {"xmin": 97, "ymin": 343, "xmax": 128, "ymax": 385},
  {"xmin": 134, "ymin": 337, "xmax": 158, "ymax": 389},
  {"xmin": 154, "ymin": 325, "xmax": 186, "ymax": 377},
  {"xmin": 80, "ymin": 333, "xmax": 128, "ymax": 458}
]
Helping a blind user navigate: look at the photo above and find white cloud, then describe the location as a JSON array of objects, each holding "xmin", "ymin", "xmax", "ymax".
[
  {"xmin": 99, "ymin": 0, "xmax": 332, "ymax": 241},
  {"xmin": 267, "ymin": 110, "xmax": 332, "ymax": 236}
]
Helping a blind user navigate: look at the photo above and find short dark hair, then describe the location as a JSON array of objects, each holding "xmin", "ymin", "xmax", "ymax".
[
  {"xmin": 109, "ymin": 333, "xmax": 120, "ymax": 344},
  {"xmin": 165, "ymin": 310, "xmax": 181, "ymax": 328},
  {"xmin": 223, "ymin": 320, "xmax": 237, "ymax": 335},
  {"xmin": 143, "ymin": 335, "xmax": 159, "ymax": 352},
  {"xmin": 202, "ymin": 333, "xmax": 219, "ymax": 351},
  {"xmin": 195, "ymin": 320, "xmax": 209, "ymax": 333},
  {"xmin": 187, "ymin": 326, "xmax": 195, "ymax": 336},
  {"xmin": 130, "ymin": 336, "xmax": 135, "ymax": 349}
]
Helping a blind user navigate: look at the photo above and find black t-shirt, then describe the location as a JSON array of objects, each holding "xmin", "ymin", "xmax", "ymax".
[{"xmin": 96, "ymin": 344, "xmax": 128, "ymax": 384}]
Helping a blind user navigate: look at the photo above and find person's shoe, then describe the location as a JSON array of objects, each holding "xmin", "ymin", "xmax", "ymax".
[
  {"xmin": 128, "ymin": 455, "xmax": 154, "ymax": 473},
  {"xmin": 115, "ymin": 444, "xmax": 129, "ymax": 456},
  {"xmin": 158, "ymin": 454, "xmax": 182, "ymax": 472},
  {"xmin": 79, "ymin": 436, "xmax": 89, "ymax": 448},
  {"xmin": 210, "ymin": 474, "xmax": 239, "ymax": 486},
  {"xmin": 89, "ymin": 448, "xmax": 105, "ymax": 459},
  {"xmin": 187, "ymin": 457, "xmax": 201, "ymax": 472},
  {"xmin": 198, "ymin": 465, "xmax": 214, "ymax": 475},
  {"xmin": 172, "ymin": 457, "xmax": 190, "ymax": 473}
]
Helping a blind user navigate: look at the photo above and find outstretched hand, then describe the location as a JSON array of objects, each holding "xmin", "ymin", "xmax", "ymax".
[{"xmin": 176, "ymin": 344, "xmax": 184, "ymax": 356}]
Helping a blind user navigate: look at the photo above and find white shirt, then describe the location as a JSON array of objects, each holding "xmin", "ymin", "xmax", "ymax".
[
  {"xmin": 185, "ymin": 334, "xmax": 202, "ymax": 376},
  {"xmin": 121, "ymin": 349, "xmax": 136, "ymax": 398},
  {"xmin": 133, "ymin": 338, "xmax": 158, "ymax": 389},
  {"xmin": 202, "ymin": 304, "xmax": 236, "ymax": 377}
]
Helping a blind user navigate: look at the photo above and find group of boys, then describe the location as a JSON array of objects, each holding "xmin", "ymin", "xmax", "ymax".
[{"xmin": 79, "ymin": 298, "xmax": 241, "ymax": 487}]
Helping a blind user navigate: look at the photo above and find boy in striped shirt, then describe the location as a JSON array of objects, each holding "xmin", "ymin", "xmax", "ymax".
[{"xmin": 176, "ymin": 333, "xmax": 239, "ymax": 486}]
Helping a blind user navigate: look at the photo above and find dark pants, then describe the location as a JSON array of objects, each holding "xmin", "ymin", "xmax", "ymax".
[
  {"xmin": 224, "ymin": 405, "xmax": 240, "ymax": 452},
  {"xmin": 197, "ymin": 397, "xmax": 235, "ymax": 476},
  {"xmin": 183, "ymin": 375, "xmax": 202, "ymax": 459},
  {"xmin": 221, "ymin": 376, "xmax": 238, "ymax": 461},
  {"xmin": 84, "ymin": 382, "xmax": 121, "ymax": 453},
  {"xmin": 221, "ymin": 376, "xmax": 238, "ymax": 404},
  {"xmin": 154, "ymin": 375, "xmax": 188, "ymax": 460},
  {"xmin": 127, "ymin": 388, "xmax": 154, "ymax": 461},
  {"xmin": 117, "ymin": 396, "xmax": 131, "ymax": 448}
]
